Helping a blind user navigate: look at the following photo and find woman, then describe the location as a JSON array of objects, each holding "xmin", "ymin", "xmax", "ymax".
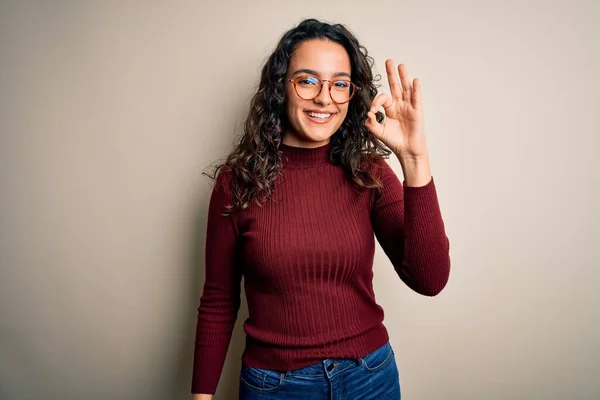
[{"xmin": 191, "ymin": 18, "xmax": 450, "ymax": 400}]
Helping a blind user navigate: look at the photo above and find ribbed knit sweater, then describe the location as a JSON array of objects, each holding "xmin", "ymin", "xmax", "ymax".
[{"xmin": 191, "ymin": 141, "xmax": 450, "ymax": 394}]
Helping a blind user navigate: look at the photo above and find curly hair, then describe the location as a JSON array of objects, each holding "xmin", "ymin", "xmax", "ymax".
[{"xmin": 204, "ymin": 18, "xmax": 391, "ymax": 215}]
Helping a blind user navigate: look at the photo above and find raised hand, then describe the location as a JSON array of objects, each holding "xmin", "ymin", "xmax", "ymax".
[
  {"xmin": 365, "ymin": 60, "xmax": 432, "ymax": 186},
  {"xmin": 365, "ymin": 60, "xmax": 428, "ymax": 160}
]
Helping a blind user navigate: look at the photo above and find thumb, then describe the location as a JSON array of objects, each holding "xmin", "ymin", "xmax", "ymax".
[{"xmin": 365, "ymin": 111, "xmax": 385, "ymax": 139}]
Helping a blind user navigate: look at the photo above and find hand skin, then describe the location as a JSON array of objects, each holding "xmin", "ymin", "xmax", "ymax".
[
  {"xmin": 365, "ymin": 60, "xmax": 433, "ymax": 187},
  {"xmin": 192, "ymin": 394, "xmax": 213, "ymax": 400}
]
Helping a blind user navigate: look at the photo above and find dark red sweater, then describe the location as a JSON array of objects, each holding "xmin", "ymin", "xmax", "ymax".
[{"xmin": 191, "ymin": 142, "xmax": 450, "ymax": 394}]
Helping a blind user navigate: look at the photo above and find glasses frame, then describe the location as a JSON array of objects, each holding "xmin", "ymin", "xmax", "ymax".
[{"xmin": 288, "ymin": 76, "xmax": 361, "ymax": 104}]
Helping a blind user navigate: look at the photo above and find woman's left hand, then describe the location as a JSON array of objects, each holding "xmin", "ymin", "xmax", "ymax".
[{"xmin": 365, "ymin": 60, "xmax": 428, "ymax": 160}]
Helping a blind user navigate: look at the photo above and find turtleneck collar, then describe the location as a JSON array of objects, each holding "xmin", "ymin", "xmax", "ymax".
[{"xmin": 280, "ymin": 141, "xmax": 333, "ymax": 168}]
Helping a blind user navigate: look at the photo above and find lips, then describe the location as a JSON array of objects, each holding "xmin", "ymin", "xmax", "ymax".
[{"xmin": 305, "ymin": 110, "xmax": 335, "ymax": 123}]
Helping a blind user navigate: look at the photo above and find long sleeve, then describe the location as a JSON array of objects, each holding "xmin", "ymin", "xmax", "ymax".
[
  {"xmin": 371, "ymin": 160, "xmax": 450, "ymax": 296},
  {"xmin": 191, "ymin": 170, "xmax": 242, "ymax": 394}
]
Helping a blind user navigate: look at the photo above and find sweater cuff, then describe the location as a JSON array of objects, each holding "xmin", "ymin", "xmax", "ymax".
[{"xmin": 403, "ymin": 176, "xmax": 435, "ymax": 191}]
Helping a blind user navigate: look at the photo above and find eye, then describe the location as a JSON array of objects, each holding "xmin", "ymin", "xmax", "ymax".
[
  {"xmin": 297, "ymin": 76, "xmax": 319, "ymax": 86},
  {"xmin": 332, "ymin": 80, "xmax": 351, "ymax": 89}
]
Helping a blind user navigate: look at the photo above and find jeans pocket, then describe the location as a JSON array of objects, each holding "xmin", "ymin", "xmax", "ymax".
[
  {"xmin": 240, "ymin": 365, "xmax": 285, "ymax": 392},
  {"xmin": 360, "ymin": 342, "xmax": 395, "ymax": 372}
]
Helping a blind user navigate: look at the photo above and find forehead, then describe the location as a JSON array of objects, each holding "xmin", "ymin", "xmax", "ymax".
[{"xmin": 289, "ymin": 39, "xmax": 351, "ymax": 76}]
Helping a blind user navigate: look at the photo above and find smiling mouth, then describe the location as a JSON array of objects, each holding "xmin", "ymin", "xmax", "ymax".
[{"xmin": 305, "ymin": 111, "xmax": 335, "ymax": 123}]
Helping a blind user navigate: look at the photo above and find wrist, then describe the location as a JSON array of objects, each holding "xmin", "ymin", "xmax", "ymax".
[
  {"xmin": 396, "ymin": 152, "xmax": 429, "ymax": 166},
  {"xmin": 395, "ymin": 153, "xmax": 431, "ymax": 187},
  {"xmin": 192, "ymin": 394, "xmax": 213, "ymax": 400}
]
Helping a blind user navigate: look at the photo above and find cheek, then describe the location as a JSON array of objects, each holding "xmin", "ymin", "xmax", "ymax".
[
  {"xmin": 337, "ymin": 106, "xmax": 350, "ymax": 123},
  {"xmin": 286, "ymin": 97, "xmax": 306, "ymax": 121}
]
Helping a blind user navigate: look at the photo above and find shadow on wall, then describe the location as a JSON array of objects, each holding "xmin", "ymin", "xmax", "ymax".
[
  {"xmin": 0, "ymin": 326, "xmax": 42, "ymax": 399},
  {"xmin": 165, "ymin": 176, "xmax": 250, "ymax": 399}
]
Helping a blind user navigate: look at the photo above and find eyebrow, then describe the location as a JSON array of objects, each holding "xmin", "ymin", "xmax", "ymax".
[{"xmin": 291, "ymin": 69, "xmax": 351, "ymax": 79}]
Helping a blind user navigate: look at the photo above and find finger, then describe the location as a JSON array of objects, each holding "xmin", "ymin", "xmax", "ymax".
[
  {"xmin": 385, "ymin": 59, "xmax": 402, "ymax": 100},
  {"xmin": 398, "ymin": 64, "xmax": 411, "ymax": 104},
  {"xmin": 365, "ymin": 111, "xmax": 384, "ymax": 138},
  {"xmin": 370, "ymin": 93, "xmax": 394, "ymax": 114},
  {"xmin": 412, "ymin": 78, "xmax": 422, "ymax": 110}
]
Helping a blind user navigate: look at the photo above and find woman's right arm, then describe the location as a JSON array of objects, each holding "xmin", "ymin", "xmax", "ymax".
[{"xmin": 191, "ymin": 170, "xmax": 243, "ymax": 395}]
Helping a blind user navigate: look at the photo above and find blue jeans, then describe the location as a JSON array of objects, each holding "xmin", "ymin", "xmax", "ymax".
[{"xmin": 239, "ymin": 342, "xmax": 401, "ymax": 399}]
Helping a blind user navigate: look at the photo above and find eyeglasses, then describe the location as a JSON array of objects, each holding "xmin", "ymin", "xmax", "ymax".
[{"xmin": 288, "ymin": 75, "xmax": 361, "ymax": 104}]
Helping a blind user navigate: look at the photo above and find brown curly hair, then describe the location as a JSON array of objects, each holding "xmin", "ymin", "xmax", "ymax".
[{"xmin": 204, "ymin": 18, "xmax": 391, "ymax": 215}]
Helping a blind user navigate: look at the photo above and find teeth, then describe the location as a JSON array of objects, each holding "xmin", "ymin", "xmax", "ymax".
[{"xmin": 308, "ymin": 112, "xmax": 331, "ymax": 119}]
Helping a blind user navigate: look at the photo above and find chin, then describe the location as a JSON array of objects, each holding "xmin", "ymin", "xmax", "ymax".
[
  {"xmin": 285, "ymin": 115, "xmax": 344, "ymax": 146},
  {"xmin": 301, "ymin": 129, "xmax": 336, "ymax": 143},
  {"xmin": 301, "ymin": 124, "xmax": 341, "ymax": 140}
]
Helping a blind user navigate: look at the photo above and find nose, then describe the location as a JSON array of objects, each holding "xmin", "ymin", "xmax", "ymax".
[{"xmin": 314, "ymin": 81, "xmax": 332, "ymax": 105}]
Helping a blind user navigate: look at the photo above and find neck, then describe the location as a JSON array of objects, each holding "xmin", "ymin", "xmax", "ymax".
[
  {"xmin": 280, "ymin": 141, "xmax": 333, "ymax": 168},
  {"xmin": 282, "ymin": 133, "xmax": 330, "ymax": 149}
]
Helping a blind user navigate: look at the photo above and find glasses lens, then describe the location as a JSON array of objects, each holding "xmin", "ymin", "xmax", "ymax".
[
  {"xmin": 295, "ymin": 76, "xmax": 321, "ymax": 100},
  {"xmin": 330, "ymin": 80, "xmax": 353, "ymax": 103}
]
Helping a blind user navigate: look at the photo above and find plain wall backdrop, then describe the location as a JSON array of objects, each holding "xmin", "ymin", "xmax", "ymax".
[{"xmin": 0, "ymin": 1, "xmax": 598, "ymax": 399}]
